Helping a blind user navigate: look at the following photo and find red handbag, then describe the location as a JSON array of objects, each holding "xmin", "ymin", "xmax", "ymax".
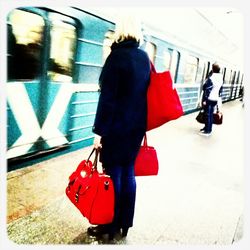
[
  {"xmin": 134, "ymin": 134, "xmax": 159, "ymax": 176},
  {"xmin": 65, "ymin": 148, "xmax": 114, "ymax": 225},
  {"xmin": 196, "ymin": 106, "xmax": 223, "ymax": 125},
  {"xmin": 213, "ymin": 111, "xmax": 223, "ymax": 125},
  {"xmin": 147, "ymin": 63, "xmax": 184, "ymax": 131}
]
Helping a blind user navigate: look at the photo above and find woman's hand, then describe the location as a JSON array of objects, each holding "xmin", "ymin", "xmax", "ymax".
[{"xmin": 93, "ymin": 135, "xmax": 102, "ymax": 149}]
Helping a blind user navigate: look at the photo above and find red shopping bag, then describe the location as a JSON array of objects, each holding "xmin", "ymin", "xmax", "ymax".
[
  {"xmin": 134, "ymin": 134, "xmax": 159, "ymax": 176},
  {"xmin": 65, "ymin": 148, "xmax": 114, "ymax": 225},
  {"xmin": 147, "ymin": 63, "xmax": 183, "ymax": 131}
]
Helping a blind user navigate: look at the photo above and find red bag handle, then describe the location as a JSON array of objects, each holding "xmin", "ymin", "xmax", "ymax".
[
  {"xmin": 150, "ymin": 61, "xmax": 156, "ymax": 73},
  {"xmin": 87, "ymin": 147, "xmax": 100, "ymax": 171},
  {"xmin": 142, "ymin": 134, "xmax": 148, "ymax": 147}
]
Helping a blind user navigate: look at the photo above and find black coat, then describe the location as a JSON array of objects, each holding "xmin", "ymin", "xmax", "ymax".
[{"xmin": 93, "ymin": 39, "xmax": 150, "ymax": 166}]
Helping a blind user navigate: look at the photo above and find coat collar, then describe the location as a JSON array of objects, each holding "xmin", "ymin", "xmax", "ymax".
[{"xmin": 111, "ymin": 38, "xmax": 139, "ymax": 51}]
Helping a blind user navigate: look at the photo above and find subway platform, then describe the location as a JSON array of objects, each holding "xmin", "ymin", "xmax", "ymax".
[{"xmin": 5, "ymin": 100, "xmax": 244, "ymax": 246}]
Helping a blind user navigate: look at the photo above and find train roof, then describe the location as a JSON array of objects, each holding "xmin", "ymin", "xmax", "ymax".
[
  {"xmin": 80, "ymin": 7, "xmax": 243, "ymax": 70},
  {"xmin": 4, "ymin": 5, "xmax": 243, "ymax": 71}
]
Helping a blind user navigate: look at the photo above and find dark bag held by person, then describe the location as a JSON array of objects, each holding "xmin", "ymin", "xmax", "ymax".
[
  {"xmin": 196, "ymin": 106, "xmax": 223, "ymax": 125},
  {"xmin": 196, "ymin": 109, "xmax": 206, "ymax": 124},
  {"xmin": 65, "ymin": 148, "xmax": 114, "ymax": 225},
  {"xmin": 134, "ymin": 134, "xmax": 159, "ymax": 176},
  {"xmin": 147, "ymin": 62, "xmax": 184, "ymax": 131}
]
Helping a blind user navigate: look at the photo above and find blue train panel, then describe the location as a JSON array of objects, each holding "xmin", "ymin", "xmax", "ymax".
[{"xmin": 6, "ymin": 6, "xmax": 244, "ymax": 169}]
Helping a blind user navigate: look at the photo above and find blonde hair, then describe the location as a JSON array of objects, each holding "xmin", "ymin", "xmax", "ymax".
[{"xmin": 114, "ymin": 14, "xmax": 142, "ymax": 43}]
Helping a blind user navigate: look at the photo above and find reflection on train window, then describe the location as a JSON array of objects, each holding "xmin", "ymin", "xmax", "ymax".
[
  {"xmin": 184, "ymin": 55, "xmax": 198, "ymax": 83},
  {"xmin": 163, "ymin": 50, "xmax": 171, "ymax": 70},
  {"xmin": 144, "ymin": 42, "xmax": 156, "ymax": 63},
  {"xmin": 7, "ymin": 9, "xmax": 44, "ymax": 80},
  {"xmin": 203, "ymin": 62, "xmax": 209, "ymax": 81},
  {"xmin": 169, "ymin": 50, "xmax": 179, "ymax": 82},
  {"xmin": 48, "ymin": 13, "xmax": 77, "ymax": 82},
  {"xmin": 196, "ymin": 59, "xmax": 206, "ymax": 83},
  {"xmin": 103, "ymin": 30, "xmax": 114, "ymax": 63}
]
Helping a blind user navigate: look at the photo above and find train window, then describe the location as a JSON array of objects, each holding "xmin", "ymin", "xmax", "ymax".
[
  {"xmin": 48, "ymin": 13, "xmax": 77, "ymax": 82},
  {"xmin": 184, "ymin": 55, "xmax": 198, "ymax": 83},
  {"xmin": 163, "ymin": 50, "xmax": 171, "ymax": 70},
  {"xmin": 103, "ymin": 30, "xmax": 114, "ymax": 63},
  {"xmin": 144, "ymin": 42, "xmax": 156, "ymax": 63},
  {"xmin": 7, "ymin": 9, "xmax": 44, "ymax": 80},
  {"xmin": 203, "ymin": 62, "xmax": 209, "ymax": 80},
  {"xmin": 224, "ymin": 69, "xmax": 232, "ymax": 84},
  {"xmin": 196, "ymin": 59, "xmax": 206, "ymax": 83},
  {"xmin": 169, "ymin": 50, "xmax": 179, "ymax": 82}
]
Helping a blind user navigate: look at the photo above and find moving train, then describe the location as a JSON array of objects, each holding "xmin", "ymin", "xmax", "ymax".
[{"xmin": 6, "ymin": 6, "xmax": 244, "ymax": 170}]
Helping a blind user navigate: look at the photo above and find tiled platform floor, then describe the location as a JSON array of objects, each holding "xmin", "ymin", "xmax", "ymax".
[{"xmin": 5, "ymin": 100, "xmax": 244, "ymax": 246}]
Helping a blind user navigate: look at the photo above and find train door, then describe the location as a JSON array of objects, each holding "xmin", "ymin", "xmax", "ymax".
[
  {"xmin": 42, "ymin": 12, "xmax": 77, "ymax": 150},
  {"xmin": 7, "ymin": 8, "xmax": 77, "ymax": 161}
]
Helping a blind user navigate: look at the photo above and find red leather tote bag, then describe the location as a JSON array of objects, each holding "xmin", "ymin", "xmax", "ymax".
[
  {"xmin": 66, "ymin": 148, "xmax": 114, "ymax": 225},
  {"xmin": 134, "ymin": 134, "xmax": 159, "ymax": 176},
  {"xmin": 213, "ymin": 111, "xmax": 223, "ymax": 125},
  {"xmin": 147, "ymin": 63, "xmax": 184, "ymax": 131}
]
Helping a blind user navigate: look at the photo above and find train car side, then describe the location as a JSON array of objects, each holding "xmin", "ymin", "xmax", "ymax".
[{"xmin": 6, "ymin": 7, "xmax": 244, "ymax": 170}]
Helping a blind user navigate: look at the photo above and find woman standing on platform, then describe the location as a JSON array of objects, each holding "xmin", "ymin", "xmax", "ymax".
[
  {"xmin": 199, "ymin": 63, "xmax": 223, "ymax": 136},
  {"xmin": 88, "ymin": 15, "xmax": 151, "ymax": 241}
]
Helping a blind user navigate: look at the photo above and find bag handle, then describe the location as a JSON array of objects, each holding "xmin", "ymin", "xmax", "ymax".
[
  {"xmin": 87, "ymin": 147, "xmax": 100, "ymax": 171},
  {"xmin": 216, "ymin": 104, "xmax": 220, "ymax": 113},
  {"xmin": 143, "ymin": 134, "xmax": 148, "ymax": 147},
  {"xmin": 87, "ymin": 148, "xmax": 95, "ymax": 162},
  {"xmin": 150, "ymin": 61, "xmax": 156, "ymax": 73}
]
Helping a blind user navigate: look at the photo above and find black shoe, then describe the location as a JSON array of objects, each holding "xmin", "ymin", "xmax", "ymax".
[
  {"xmin": 200, "ymin": 128, "xmax": 205, "ymax": 132},
  {"xmin": 199, "ymin": 131, "xmax": 211, "ymax": 136},
  {"xmin": 87, "ymin": 225, "xmax": 115, "ymax": 241},
  {"xmin": 121, "ymin": 227, "xmax": 129, "ymax": 237},
  {"xmin": 108, "ymin": 232, "xmax": 115, "ymax": 241},
  {"xmin": 87, "ymin": 225, "xmax": 109, "ymax": 237}
]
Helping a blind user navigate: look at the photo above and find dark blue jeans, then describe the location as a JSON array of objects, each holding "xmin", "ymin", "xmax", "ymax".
[
  {"xmin": 103, "ymin": 162, "xmax": 136, "ymax": 233},
  {"xmin": 204, "ymin": 99, "xmax": 217, "ymax": 133}
]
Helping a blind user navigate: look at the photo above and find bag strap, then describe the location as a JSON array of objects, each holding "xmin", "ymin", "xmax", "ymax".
[
  {"xmin": 87, "ymin": 148, "xmax": 95, "ymax": 162},
  {"xmin": 87, "ymin": 148, "xmax": 100, "ymax": 171},
  {"xmin": 143, "ymin": 134, "xmax": 148, "ymax": 147},
  {"xmin": 216, "ymin": 104, "xmax": 219, "ymax": 113},
  {"xmin": 150, "ymin": 61, "xmax": 156, "ymax": 73}
]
